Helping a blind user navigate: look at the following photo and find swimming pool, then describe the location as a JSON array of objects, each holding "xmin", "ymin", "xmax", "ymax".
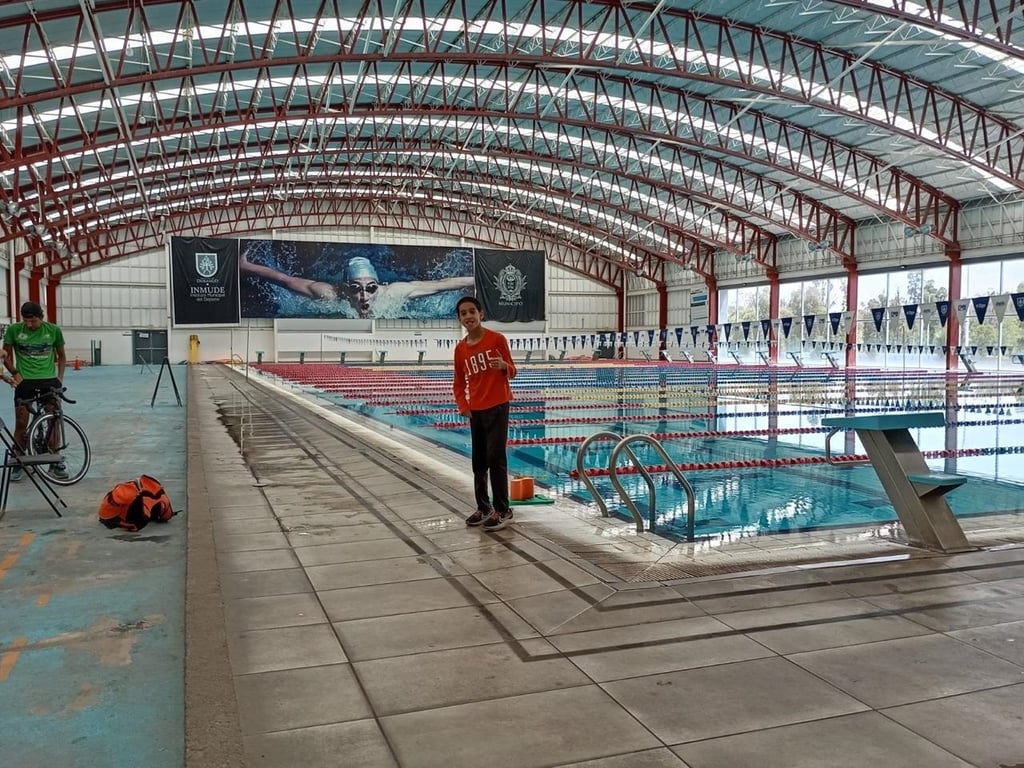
[{"xmin": 258, "ymin": 361, "xmax": 1024, "ymax": 541}]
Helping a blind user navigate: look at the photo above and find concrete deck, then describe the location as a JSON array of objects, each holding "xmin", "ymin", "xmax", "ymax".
[{"xmin": 2, "ymin": 363, "xmax": 1023, "ymax": 767}]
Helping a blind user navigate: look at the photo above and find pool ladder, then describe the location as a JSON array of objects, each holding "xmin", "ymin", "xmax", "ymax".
[{"xmin": 575, "ymin": 431, "xmax": 696, "ymax": 540}]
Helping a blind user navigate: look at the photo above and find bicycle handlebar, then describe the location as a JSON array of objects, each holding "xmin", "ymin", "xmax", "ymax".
[{"xmin": 15, "ymin": 386, "xmax": 75, "ymax": 407}]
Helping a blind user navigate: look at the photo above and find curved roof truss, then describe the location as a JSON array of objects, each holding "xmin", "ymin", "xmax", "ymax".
[{"xmin": 0, "ymin": 0, "xmax": 1020, "ymax": 282}]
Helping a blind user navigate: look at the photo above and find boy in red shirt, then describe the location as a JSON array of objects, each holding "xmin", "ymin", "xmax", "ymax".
[{"xmin": 453, "ymin": 296, "xmax": 517, "ymax": 531}]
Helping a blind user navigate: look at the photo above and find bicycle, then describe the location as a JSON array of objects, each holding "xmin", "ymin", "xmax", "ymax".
[{"xmin": 16, "ymin": 386, "xmax": 91, "ymax": 485}]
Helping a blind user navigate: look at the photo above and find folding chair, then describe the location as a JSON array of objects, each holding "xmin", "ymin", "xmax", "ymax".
[{"xmin": 0, "ymin": 418, "xmax": 67, "ymax": 518}]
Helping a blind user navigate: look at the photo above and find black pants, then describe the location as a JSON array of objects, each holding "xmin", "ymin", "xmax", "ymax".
[{"xmin": 469, "ymin": 402, "xmax": 510, "ymax": 514}]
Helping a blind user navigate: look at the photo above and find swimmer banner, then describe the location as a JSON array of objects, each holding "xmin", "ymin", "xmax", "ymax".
[
  {"xmin": 238, "ymin": 239, "xmax": 477, "ymax": 320},
  {"xmin": 170, "ymin": 237, "xmax": 240, "ymax": 325},
  {"xmin": 474, "ymin": 248, "xmax": 546, "ymax": 322}
]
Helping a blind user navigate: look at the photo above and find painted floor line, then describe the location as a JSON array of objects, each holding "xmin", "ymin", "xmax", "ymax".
[
  {"xmin": 0, "ymin": 637, "xmax": 28, "ymax": 681},
  {"xmin": 0, "ymin": 532, "xmax": 35, "ymax": 582}
]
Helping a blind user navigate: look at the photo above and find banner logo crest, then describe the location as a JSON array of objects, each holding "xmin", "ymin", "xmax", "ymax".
[
  {"xmin": 195, "ymin": 252, "xmax": 218, "ymax": 278},
  {"xmin": 494, "ymin": 264, "xmax": 526, "ymax": 302}
]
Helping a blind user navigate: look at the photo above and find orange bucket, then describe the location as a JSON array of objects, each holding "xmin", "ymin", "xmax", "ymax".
[{"xmin": 510, "ymin": 477, "xmax": 534, "ymax": 501}]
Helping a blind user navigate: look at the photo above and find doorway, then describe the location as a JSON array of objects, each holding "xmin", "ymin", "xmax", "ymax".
[{"xmin": 132, "ymin": 329, "xmax": 168, "ymax": 366}]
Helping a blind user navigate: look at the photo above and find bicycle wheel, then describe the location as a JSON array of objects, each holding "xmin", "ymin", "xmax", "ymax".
[{"xmin": 26, "ymin": 412, "xmax": 91, "ymax": 485}]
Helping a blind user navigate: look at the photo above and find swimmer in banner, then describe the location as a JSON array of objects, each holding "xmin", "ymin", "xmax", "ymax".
[{"xmin": 240, "ymin": 253, "xmax": 474, "ymax": 319}]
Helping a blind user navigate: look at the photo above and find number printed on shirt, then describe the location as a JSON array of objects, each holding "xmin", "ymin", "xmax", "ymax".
[{"xmin": 466, "ymin": 351, "xmax": 494, "ymax": 375}]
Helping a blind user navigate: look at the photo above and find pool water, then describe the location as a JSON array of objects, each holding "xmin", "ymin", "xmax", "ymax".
[{"xmin": 274, "ymin": 362, "xmax": 1024, "ymax": 541}]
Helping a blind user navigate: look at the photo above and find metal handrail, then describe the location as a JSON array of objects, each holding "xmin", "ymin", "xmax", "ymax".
[
  {"xmin": 575, "ymin": 431, "xmax": 622, "ymax": 517},
  {"xmin": 576, "ymin": 431, "xmax": 698, "ymax": 540},
  {"xmin": 609, "ymin": 434, "xmax": 697, "ymax": 541},
  {"xmin": 824, "ymin": 427, "xmax": 870, "ymax": 465}
]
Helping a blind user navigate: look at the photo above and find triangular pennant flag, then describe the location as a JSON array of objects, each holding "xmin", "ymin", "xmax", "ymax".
[
  {"xmin": 760, "ymin": 319, "xmax": 771, "ymax": 339},
  {"xmin": 871, "ymin": 307, "xmax": 886, "ymax": 332},
  {"xmin": 903, "ymin": 304, "xmax": 918, "ymax": 330},
  {"xmin": 954, "ymin": 298, "xmax": 971, "ymax": 325},
  {"xmin": 741, "ymin": 321, "xmax": 751, "ymax": 340},
  {"xmin": 647, "ymin": 330, "xmax": 655, "ymax": 346},
  {"xmin": 936, "ymin": 301, "xmax": 950, "ymax": 327},
  {"xmin": 1012, "ymin": 292, "xmax": 1024, "ymax": 322},
  {"xmin": 803, "ymin": 315, "xmax": 815, "ymax": 335},
  {"xmin": 829, "ymin": 312, "xmax": 842, "ymax": 335},
  {"xmin": 992, "ymin": 294, "xmax": 1010, "ymax": 323},
  {"xmin": 690, "ymin": 326, "xmax": 699, "ymax": 345},
  {"xmin": 972, "ymin": 295, "xmax": 990, "ymax": 325},
  {"xmin": 781, "ymin": 317, "xmax": 793, "ymax": 338},
  {"xmin": 675, "ymin": 327, "xmax": 683, "ymax": 345},
  {"xmin": 842, "ymin": 310, "xmax": 854, "ymax": 334},
  {"xmin": 723, "ymin": 323, "xmax": 732, "ymax": 341}
]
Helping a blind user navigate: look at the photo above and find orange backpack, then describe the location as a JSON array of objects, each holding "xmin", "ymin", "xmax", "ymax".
[{"xmin": 98, "ymin": 474, "xmax": 176, "ymax": 532}]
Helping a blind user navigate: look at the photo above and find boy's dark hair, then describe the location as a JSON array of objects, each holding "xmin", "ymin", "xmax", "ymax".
[
  {"xmin": 455, "ymin": 296, "xmax": 482, "ymax": 314},
  {"xmin": 21, "ymin": 301, "xmax": 43, "ymax": 319}
]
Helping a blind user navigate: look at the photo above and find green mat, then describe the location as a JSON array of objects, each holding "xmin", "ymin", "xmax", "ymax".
[{"xmin": 510, "ymin": 493, "xmax": 555, "ymax": 506}]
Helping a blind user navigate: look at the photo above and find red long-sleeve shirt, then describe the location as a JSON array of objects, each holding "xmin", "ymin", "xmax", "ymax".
[{"xmin": 453, "ymin": 328, "xmax": 516, "ymax": 413}]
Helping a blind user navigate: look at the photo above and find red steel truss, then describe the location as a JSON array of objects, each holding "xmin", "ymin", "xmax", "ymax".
[{"xmin": 2, "ymin": 0, "xmax": 1017, "ymax": 285}]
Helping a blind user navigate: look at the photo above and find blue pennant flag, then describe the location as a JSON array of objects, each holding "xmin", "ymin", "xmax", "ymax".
[
  {"xmin": 903, "ymin": 304, "xmax": 918, "ymax": 330},
  {"xmin": 871, "ymin": 307, "xmax": 886, "ymax": 332},
  {"xmin": 972, "ymin": 295, "xmax": 990, "ymax": 324}
]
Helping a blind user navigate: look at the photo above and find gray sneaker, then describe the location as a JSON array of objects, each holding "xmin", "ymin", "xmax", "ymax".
[
  {"xmin": 9, "ymin": 466, "xmax": 23, "ymax": 482},
  {"xmin": 50, "ymin": 463, "xmax": 69, "ymax": 480},
  {"xmin": 482, "ymin": 511, "xmax": 510, "ymax": 532}
]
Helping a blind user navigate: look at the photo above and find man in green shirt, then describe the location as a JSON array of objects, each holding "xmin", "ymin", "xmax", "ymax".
[{"xmin": 2, "ymin": 301, "xmax": 67, "ymax": 479}]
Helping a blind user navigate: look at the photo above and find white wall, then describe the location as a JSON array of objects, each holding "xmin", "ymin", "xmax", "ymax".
[{"xmin": 54, "ymin": 234, "xmax": 619, "ymax": 364}]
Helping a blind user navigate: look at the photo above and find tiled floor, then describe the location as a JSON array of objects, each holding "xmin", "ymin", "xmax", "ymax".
[{"xmin": 192, "ymin": 365, "xmax": 1024, "ymax": 768}]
